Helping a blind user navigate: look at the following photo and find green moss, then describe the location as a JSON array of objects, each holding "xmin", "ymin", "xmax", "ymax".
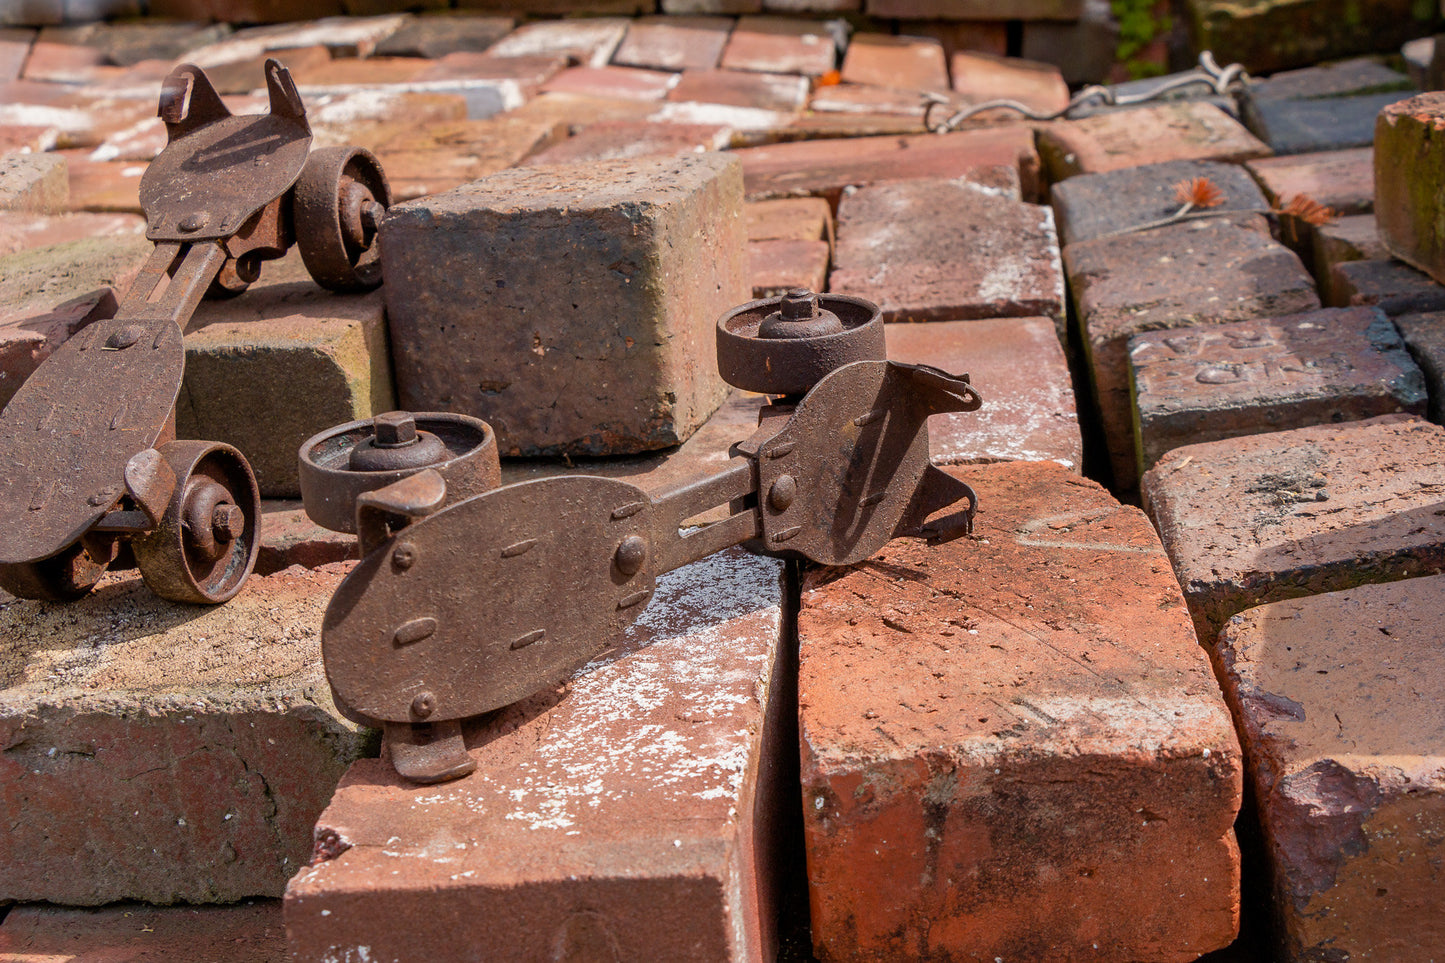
[{"xmin": 1112, "ymin": 0, "xmax": 1172, "ymax": 79}]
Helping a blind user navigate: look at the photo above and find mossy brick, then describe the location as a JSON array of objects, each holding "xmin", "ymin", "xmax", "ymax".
[
  {"xmin": 733, "ymin": 125, "xmax": 1036, "ymax": 204},
  {"xmin": 0, "ymin": 233, "xmax": 150, "ymax": 411},
  {"xmin": 1395, "ymin": 309, "xmax": 1445, "ymax": 421},
  {"xmin": 380, "ymin": 152, "xmax": 745, "ymax": 458},
  {"xmin": 865, "ymin": 0, "xmax": 1082, "ymax": 17},
  {"xmin": 1129, "ymin": 307, "xmax": 1427, "ymax": 475},
  {"xmin": 1216, "ymin": 576, "xmax": 1445, "ymax": 961},
  {"xmin": 0, "ymin": 152, "xmax": 67, "ymax": 213},
  {"xmin": 798, "ymin": 461, "xmax": 1241, "ymax": 963},
  {"xmin": 0, "ymin": 564, "xmax": 370, "ymax": 905},
  {"xmin": 885, "ymin": 317, "xmax": 1082, "ymax": 470},
  {"xmin": 1065, "ymin": 216, "xmax": 1320, "ymax": 494},
  {"xmin": 1375, "ymin": 93, "xmax": 1445, "ymax": 286},
  {"xmin": 1037, "ymin": 102, "xmax": 1271, "ymax": 182},
  {"xmin": 830, "ymin": 177, "xmax": 1064, "ymax": 329},
  {"xmin": 1050, "ymin": 158, "xmax": 1268, "ymax": 247},
  {"xmin": 0, "ymin": 901, "xmax": 284, "ymax": 961},
  {"xmin": 1185, "ymin": 0, "xmax": 1440, "ymax": 75},
  {"xmin": 285, "ymin": 551, "xmax": 790, "ymax": 963},
  {"xmin": 1141, "ymin": 414, "xmax": 1445, "ymax": 646},
  {"xmin": 177, "ymin": 253, "xmax": 395, "ymax": 499},
  {"xmin": 1328, "ymin": 257, "xmax": 1445, "ymax": 314}
]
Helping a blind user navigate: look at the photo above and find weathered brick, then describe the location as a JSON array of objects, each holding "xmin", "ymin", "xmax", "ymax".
[
  {"xmin": 765, "ymin": 0, "xmax": 857, "ymax": 10},
  {"xmin": 611, "ymin": 14, "xmax": 733, "ymax": 71},
  {"xmin": 1311, "ymin": 213, "xmax": 1388, "ymax": 303},
  {"xmin": 1050, "ymin": 158, "xmax": 1268, "ymax": 247},
  {"xmin": 527, "ymin": 119, "xmax": 730, "ymax": 166},
  {"xmin": 840, "ymin": 32, "xmax": 949, "ymax": 92},
  {"xmin": 0, "ymin": 209, "xmax": 143, "ymax": 257},
  {"xmin": 780, "ymin": 106, "xmax": 927, "ymax": 138},
  {"xmin": 198, "ymin": 44, "xmax": 334, "ymax": 96},
  {"xmin": 184, "ymin": 16, "xmax": 409, "ymax": 68},
  {"xmin": 906, "ymin": 19, "xmax": 1009, "ymax": 58},
  {"xmin": 1129, "ymin": 307, "xmax": 1427, "ymax": 474},
  {"xmin": 381, "ymin": 153, "xmax": 745, "ymax": 457},
  {"xmin": 20, "ymin": 29, "xmax": 107, "ymax": 84},
  {"xmin": 1329, "ymin": 257, "xmax": 1445, "ymax": 315},
  {"xmin": 0, "ymin": 0, "xmax": 60, "ymax": 25},
  {"xmin": 177, "ymin": 253, "xmax": 396, "ymax": 499},
  {"xmin": 748, "ymin": 236, "xmax": 828, "ymax": 296},
  {"xmin": 720, "ymin": 15, "xmax": 837, "ymax": 76},
  {"xmin": 1216, "ymin": 576, "xmax": 1445, "ymax": 961},
  {"xmin": 286, "ymin": 550, "xmax": 790, "ymax": 962},
  {"xmin": 1038, "ymin": 101, "xmax": 1271, "ymax": 182},
  {"xmin": 1246, "ymin": 90, "xmax": 1415, "ymax": 156},
  {"xmin": 806, "ymin": 80, "xmax": 932, "ymax": 118},
  {"xmin": 1402, "ymin": 35, "xmax": 1436, "ymax": 89},
  {"xmin": 830, "ymin": 178, "xmax": 1064, "ymax": 328},
  {"xmin": 950, "ymin": 51, "xmax": 1069, "ymax": 115},
  {"xmin": 1395, "ymin": 310, "xmax": 1445, "ymax": 421},
  {"xmin": 1066, "ymin": 217, "xmax": 1320, "ymax": 492},
  {"xmin": 0, "ymin": 233, "xmax": 150, "ymax": 410},
  {"xmin": 799, "ymin": 460, "xmax": 1241, "ymax": 962},
  {"xmin": 666, "ymin": 67, "xmax": 809, "ymax": 111},
  {"xmin": 0, "ymin": 901, "xmax": 285, "ymax": 962},
  {"xmin": 867, "ymin": 0, "xmax": 1082, "ymax": 17},
  {"xmin": 373, "ymin": 14, "xmax": 513, "ymax": 59},
  {"xmin": 0, "ymin": 27, "xmax": 35, "ymax": 82},
  {"xmin": 1246, "ymin": 146, "xmax": 1374, "ymax": 219},
  {"xmin": 0, "ymin": 564, "xmax": 369, "ymax": 905},
  {"xmin": 648, "ymin": 98, "xmax": 797, "ymax": 138},
  {"xmin": 1141, "ymin": 414, "xmax": 1445, "ymax": 644},
  {"xmin": 482, "ymin": 17, "xmax": 629, "ymax": 68},
  {"xmin": 540, "ymin": 64, "xmax": 681, "ymax": 102},
  {"xmin": 734, "ymin": 125, "xmax": 1036, "ymax": 202},
  {"xmin": 255, "ymin": 501, "xmax": 357, "ymax": 576},
  {"xmin": 0, "ymin": 152, "xmax": 66, "ymax": 214},
  {"xmin": 663, "ymin": 0, "xmax": 762, "ymax": 13},
  {"xmin": 1185, "ymin": 0, "xmax": 1440, "ymax": 74},
  {"xmin": 288, "ymin": 54, "xmax": 432, "ymax": 88},
  {"xmin": 60, "ymin": 151, "xmax": 144, "ymax": 213},
  {"xmin": 504, "ymin": 89, "xmax": 660, "ymax": 130},
  {"xmin": 744, "ymin": 195, "xmax": 831, "ymax": 244},
  {"xmin": 1244, "ymin": 57, "xmax": 1414, "ymax": 112},
  {"xmin": 1375, "ymin": 93, "xmax": 1445, "ymax": 286},
  {"xmin": 885, "ymin": 318, "xmax": 1082, "ymax": 469},
  {"xmin": 1020, "ymin": 0, "xmax": 1119, "ymax": 85}
]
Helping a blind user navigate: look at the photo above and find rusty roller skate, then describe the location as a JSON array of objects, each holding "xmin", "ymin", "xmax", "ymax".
[
  {"xmin": 298, "ymin": 289, "xmax": 982, "ymax": 784},
  {"xmin": 0, "ymin": 59, "xmax": 391, "ymax": 604}
]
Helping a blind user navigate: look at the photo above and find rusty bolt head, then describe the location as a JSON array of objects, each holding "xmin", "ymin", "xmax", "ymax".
[
  {"xmin": 780, "ymin": 288, "xmax": 820, "ymax": 321},
  {"xmin": 360, "ymin": 200, "xmax": 384, "ymax": 240},
  {"xmin": 614, "ymin": 535, "xmax": 647, "ymax": 577},
  {"xmin": 769, "ymin": 474, "xmax": 797, "ymax": 512},
  {"xmin": 393, "ymin": 541, "xmax": 418, "ymax": 570},
  {"xmin": 178, "ymin": 212, "xmax": 210, "ymax": 233},
  {"xmin": 411, "ymin": 691, "xmax": 435, "ymax": 719},
  {"xmin": 105, "ymin": 324, "xmax": 145, "ymax": 350},
  {"xmin": 373, "ymin": 411, "xmax": 418, "ymax": 448},
  {"xmin": 211, "ymin": 503, "xmax": 245, "ymax": 542}
]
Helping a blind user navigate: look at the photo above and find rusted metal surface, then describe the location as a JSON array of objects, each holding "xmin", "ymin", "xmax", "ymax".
[
  {"xmin": 0, "ymin": 59, "xmax": 390, "ymax": 605},
  {"xmin": 303, "ymin": 290, "xmax": 984, "ymax": 784}
]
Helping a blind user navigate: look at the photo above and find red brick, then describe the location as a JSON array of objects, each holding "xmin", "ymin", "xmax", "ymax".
[
  {"xmin": 288, "ymin": 54, "xmax": 432, "ymax": 87},
  {"xmin": 0, "ymin": 80, "xmax": 155, "ymax": 150},
  {"xmin": 745, "ymin": 195, "xmax": 832, "ymax": 242},
  {"xmin": 780, "ymin": 108, "xmax": 927, "ymax": 139},
  {"xmin": 1065, "ymin": 217, "xmax": 1320, "ymax": 492},
  {"xmin": 255, "ymin": 501, "xmax": 357, "ymax": 575},
  {"xmin": 1129, "ymin": 307, "xmax": 1427, "ymax": 473},
  {"xmin": 611, "ymin": 14, "xmax": 733, "ymax": 71},
  {"xmin": 381, "ymin": 153, "xmax": 746, "ymax": 457},
  {"xmin": 1245, "ymin": 146, "xmax": 1374, "ymax": 217},
  {"xmin": 19, "ymin": 32, "xmax": 106, "ymax": 84},
  {"xmin": 373, "ymin": 14, "xmax": 514, "ymax": 59},
  {"xmin": 458, "ymin": 0, "xmax": 648, "ymax": 12},
  {"xmin": 666, "ymin": 67, "xmax": 809, "ymax": 111},
  {"xmin": 840, "ymin": 32, "xmax": 949, "ymax": 92},
  {"xmin": 0, "ymin": 153, "xmax": 65, "ymax": 214},
  {"xmin": 0, "ymin": 564, "xmax": 368, "ymax": 904},
  {"xmin": 0, "ymin": 124, "xmax": 56, "ymax": 153},
  {"xmin": 525, "ymin": 119, "xmax": 729, "ymax": 165},
  {"xmin": 663, "ymin": 0, "xmax": 762, "ymax": 12},
  {"xmin": 831, "ymin": 178, "xmax": 1064, "ymax": 327},
  {"xmin": 540, "ymin": 64, "xmax": 681, "ymax": 102},
  {"xmin": 910, "ymin": 19, "xmax": 1010, "ymax": 59},
  {"xmin": 1141, "ymin": 415, "xmax": 1445, "ymax": 644},
  {"xmin": 1038, "ymin": 102, "xmax": 1272, "ymax": 181},
  {"xmin": 1395, "ymin": 310, "xmax": 1445, "ymax": 421},
  {"xmin": 0, "ymin": 0, "xmax": 59, "ymax": 26},
  {"xmin": 0, "ymin": 27, "xmax": 34, "ymax": 82},
  {"xmin": 766, "ymin": 0, "xmax": 857, "ymax": 9},
  {"xmin": 60, "ymin": 151, "xmax": 144, "ymax": 213},
  {"xmin": 950, "ymin": 51, "xmax": 1070, "ymax": 115},
  {"xmin": 1311, "ymin": 213, "xmax": 1388, "ymax": 303},
  {"xmin": 185, "ymin": 17, "xmax": 410, "ymax": 68},
  {"xmin": 886, "ymin": 317, "xmax": 1082, "ymax": 468},
  {"xmin": 734, "ymin": 125, "xmax": 1037, "ymax": 202},
  {"xmin": 0, "ymin": 209, "xmax": 143, "ymax": 257},
  {"xmin": 748, "ymin": 236, "xmax": 829, "ymax": 296},
  {"xmin": 799, "ymin": 461, "xmax": 1241, "ymax": 962},
  {"xmin": 504, "ymin": 89, "xmax": 661, "ymax": 130},
  {"xmin": 1216, "ymin": 576, "xmax": 1445, "ymax": 961},
  {"xmin": 369, "ymin": 114, "xmax": 566, "ymax": 200},
  {"xmin": 720, "ymin": 15, "xmax": 837, "ymax": 77},
  {"xmin": 179, "ymin": 251, "xmax": 396, "ymax": 499},
  {"xmin": 1329, "ymin": 257, "xmax": 1445, "ymax": 315},
  {"xmin": 0, "ymin": 901, "xmax": 285, "ymax": 962},
  {"xmin": 194, "ymin": 45, "xmax": 334, "ymax": 96},
  {"xmin": 482, "ymin": 17, "xmax": 629, "ymax": 68},
  {"xmin": 867, "ymin": 0, "xmax": 1083, "ymax": 17},
  {"xmin": 0, "ymin": 233, "xmax": 149, "ymax": 410},
  {"xmin": 647, "ymin": 97, "xmax": 798, "ymax": 138},
  {"xmin": 807, "ymin": 80, "xmax": 931, "ymax": 118},
  {"xmin": 1050, "ymin": 158, "xmax": 1270, "ymax": 247},
  {"xmin": 285, "ymin": 550, "xmax": 790, "ymax": 962},
  {"xmin": 410, "ymin": 51, "xmax": 567, "ymax": 100}
]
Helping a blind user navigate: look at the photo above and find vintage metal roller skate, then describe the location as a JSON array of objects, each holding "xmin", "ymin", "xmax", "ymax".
[
  {"xmin": 299, "ymin": 289, "xmax": 982, "ymax": 784},
  {"xmin": 0, "ymin": 59, "xmax": 391, "ymax": 604}
]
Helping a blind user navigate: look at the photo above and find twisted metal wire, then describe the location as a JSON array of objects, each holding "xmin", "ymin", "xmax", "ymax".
[{"xmin": 923, "ymin": 52, "xmax": 1251, "ymax": 134}]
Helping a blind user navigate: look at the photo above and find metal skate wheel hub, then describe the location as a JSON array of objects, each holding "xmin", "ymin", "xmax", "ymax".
[{"xmin": 716, "ymin": 289, "xmax": 886, "ymax": 396}]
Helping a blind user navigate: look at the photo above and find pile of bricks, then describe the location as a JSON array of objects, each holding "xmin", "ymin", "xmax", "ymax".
[{"xmin": 2, "ymin": 7, "xmax": 1444, "ymax": 963}]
